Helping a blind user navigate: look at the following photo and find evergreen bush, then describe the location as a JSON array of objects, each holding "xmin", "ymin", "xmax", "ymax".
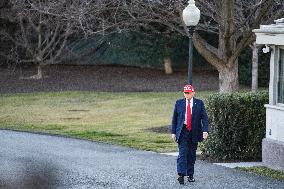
[{"xmin": 200, "ymin": 91, "xmax": 268, "ymax": 162}]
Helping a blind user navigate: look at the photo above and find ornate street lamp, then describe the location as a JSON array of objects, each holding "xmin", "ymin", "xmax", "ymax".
[{"xmin": 182, "ymin": 0, "xmax": 200, "ymax": 85}]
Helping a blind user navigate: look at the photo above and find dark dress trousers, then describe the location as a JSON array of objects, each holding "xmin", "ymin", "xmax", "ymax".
[{"xmin": 171, "ymin": 98, "xmax": 208, "ymax": 176}]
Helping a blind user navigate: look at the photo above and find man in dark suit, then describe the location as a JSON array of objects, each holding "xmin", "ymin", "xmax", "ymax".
[{"xmin": 171, "ymin": 85, "xmax": 208, "ymax": 184}]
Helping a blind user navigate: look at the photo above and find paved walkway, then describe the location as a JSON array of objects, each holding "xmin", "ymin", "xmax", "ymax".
[
  {"xmin": 0, "ymin": 130, "xmax": 283, "ymax": 189},
  {"xmin": 161, "ymin": 152, "xmax": 263, "ymax": 169}
]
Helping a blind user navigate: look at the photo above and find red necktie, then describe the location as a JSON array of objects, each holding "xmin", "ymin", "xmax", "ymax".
[{"xmin": 186, "ymin": 100, "xmax": 191, "ymax": 132}]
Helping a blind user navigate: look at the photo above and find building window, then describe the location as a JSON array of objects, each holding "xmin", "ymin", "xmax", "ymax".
[{"xmin": 278, "ymin": 49, "xmax": 284, "ymax": 104}]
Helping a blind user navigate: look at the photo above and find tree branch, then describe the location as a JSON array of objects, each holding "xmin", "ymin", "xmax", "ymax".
[{"xmin": 193, "ymin": 32, "xmax": 225, "ymax": 71}]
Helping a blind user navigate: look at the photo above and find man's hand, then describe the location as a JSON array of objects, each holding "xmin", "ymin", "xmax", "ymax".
[
  {"xmin": 171, "ymin": 134, "xmax": 177, "ymax": 143},
  {"xmin": 203, "ymin": 132, "xmax": 208, "ymax": 140}
]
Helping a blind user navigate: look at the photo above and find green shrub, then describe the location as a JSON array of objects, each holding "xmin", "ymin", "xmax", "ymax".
[{"xmin": 200, "ymin": 91, "xmax": 268, "ymax": 162}]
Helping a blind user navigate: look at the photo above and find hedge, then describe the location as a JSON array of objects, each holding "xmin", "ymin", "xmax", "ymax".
[{"xmin": 200, "ymin": 91, "xmax": 268, "ymax": 162}]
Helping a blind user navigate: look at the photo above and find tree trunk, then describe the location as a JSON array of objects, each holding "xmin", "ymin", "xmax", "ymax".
[
  {"xmin": 164, "ymin": 57, "xmax": 173, "ymax": 74},
  {"xmin": 219, "ymin": 62, "xmax": 239, "ymax": 94},
  {"xmin": 19, "ymin": 63, "xmax": 43, "ymax": 80},
  {"xmin": 251, "ymin": 42, "xmax": 259, "ymax": 93},
  {"xmin": 35, "ymin": 12, "xmax": 43, "ymax": 80},
  {"xmin": 36, "ymin": 63, "xmax": 43, "ymax": 79}
]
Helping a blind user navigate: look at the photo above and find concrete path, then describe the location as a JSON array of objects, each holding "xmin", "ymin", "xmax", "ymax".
[
  {"xmin": 161, "ymin": 152, "xmax": 264, "ymax": 169},
  {"xmin": 0, "ymin": 130, "xmax": 283, "ymax": 189}
]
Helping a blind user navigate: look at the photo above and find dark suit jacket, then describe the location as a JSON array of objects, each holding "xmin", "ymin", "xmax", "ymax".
[{"xmin": 171, "ymin": 97, "xmax": 208, "ymax": 143}]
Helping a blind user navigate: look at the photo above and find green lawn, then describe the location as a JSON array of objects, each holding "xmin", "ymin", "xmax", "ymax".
[
  {"xmin": 236, "ymin": 166, "xmax": 284, "ymax": 181},
  {"xmin": 0, "ymin": 91, "xmax": 213, "ymax": 152}
]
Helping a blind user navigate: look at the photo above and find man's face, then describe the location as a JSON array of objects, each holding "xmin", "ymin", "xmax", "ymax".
[{"xmin": 183, "ymin": 92, "xmax": 195, "ymax": 100}]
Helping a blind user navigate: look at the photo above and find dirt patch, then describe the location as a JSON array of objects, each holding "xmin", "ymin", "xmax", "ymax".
[
  {"xmin": 146, "ymin": 125, "xmax": 171, "ymax": 134},
  {"xmin": 67, "ymin": 110, "xmax": 90, "ymax": 112},
  {"xmin": 0, "ymin": 64, "xmax": 219, "ymax": 94}
]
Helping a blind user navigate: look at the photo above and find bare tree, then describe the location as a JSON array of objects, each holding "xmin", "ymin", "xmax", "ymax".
[
  {"xmin": 121, "ymin": 0, "xmax": 284, "ymax": 93},
  {"xmin": 194, "ymin": 0, "xmax": 283, "ymax": 93},
  {"xmin": 0, "ymin": 1, "xmax": 78, "ymax": 79},
  {"xmin": 1, "ymin": 0, "xmax": 283, "ymax": 87},
  {"xmin": 0, "ymin": 0, "xmax": 127, "ymax": 79},
  {"xmin": 248, "ymin": 1, "xmax": 282, "ymax": 93}
]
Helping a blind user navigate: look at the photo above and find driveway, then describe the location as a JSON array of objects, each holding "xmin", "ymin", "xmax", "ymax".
[{"xmin": 0, "ymin": 130, "xmax": 283, "ymax": 189}]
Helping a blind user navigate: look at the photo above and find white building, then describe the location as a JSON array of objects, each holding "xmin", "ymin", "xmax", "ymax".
[{"xmin": 253, "ymin": 18, "xmax": 284, "ymax": 171}]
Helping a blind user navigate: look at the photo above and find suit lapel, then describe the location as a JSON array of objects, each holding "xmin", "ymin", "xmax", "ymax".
[
  {"xmin": 192, "ymin": 98, "xmax": 197, "ymax": 119},
  {"xmin": 182, "ymin": 98, "xmax": 186, "ymax": 123},
  {"xmin": 182, "ymin": 98, "xmax": 186, "ymax": 114}
]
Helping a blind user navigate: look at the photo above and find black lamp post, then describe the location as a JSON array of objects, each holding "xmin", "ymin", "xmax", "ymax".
[{"xmin": 182, "ymin": 0, "xmax": 200, "ymax": 85}]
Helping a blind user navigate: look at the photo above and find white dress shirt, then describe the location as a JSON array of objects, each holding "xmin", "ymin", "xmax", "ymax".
[{"xmin": 184, "ymin": 98, "xmax": 193, "ymax": 125}]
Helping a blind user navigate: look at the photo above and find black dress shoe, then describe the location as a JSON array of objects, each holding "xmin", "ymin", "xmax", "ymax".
[
  {"xmin": 177, "ymin": 176, "xmax": 184, "ymax": 185},
  {"xmin": 188, "ymin": 175, "xmax": 195, "ymax": 182}
]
